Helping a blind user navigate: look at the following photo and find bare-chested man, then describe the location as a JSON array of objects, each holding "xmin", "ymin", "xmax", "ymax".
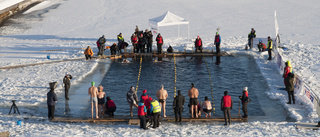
[
  {"xmin": 88, "ymin": 81, "xmax": 99, "ymax": 119},
  {"xmin": 156, "ymin": 84, "xmax": 168, "ymax": 117},
  {"xmin": 188, "ymin": 83, "xmax": 199, "ymax": 118}
]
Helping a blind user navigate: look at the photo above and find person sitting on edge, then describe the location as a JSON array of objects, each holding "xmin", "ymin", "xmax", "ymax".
[
  {"xmin": 221, "ymin": 91, "xmax": 233, "ymax": 125},
  {"xmin": 88, "ymin": 81, "xmax": 99, "ymax": 119},
  {"xmin": 156, "ymin": 84, "xmax": 168, "ymax": 117},
  {"xmin": 105, "ymin": 96, "xmax": 116, "ymax": 116},
  {"xmin": 188, "ymin": 83, "xmax": 199, "ymax": 118},
  {"xmin": 97, "ymin": 85, "xmax": 106, "ymax": 118},
  {"xmin": 138, "ymin": 100, "xmax": 148, "ymax": 130},
  {"xmin": 127, "ymin": 86, "xmax": 138, "ymax": 117},
  {"xmin": 201, "ymin": 96, "xmax": 212, "ymax": 118}
]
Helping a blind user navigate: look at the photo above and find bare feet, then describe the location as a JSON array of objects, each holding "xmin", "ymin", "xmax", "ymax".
[
  {"xmin": 164, "ymin": 115, "xmax": 167, "ymax": 118},
  {"xmin": 205, "ymin": 114, "xmax": 208, "ymax": 118},
  {"xmin": 96, "ymin": 116, "xmax": 99, "ymax": 119}
]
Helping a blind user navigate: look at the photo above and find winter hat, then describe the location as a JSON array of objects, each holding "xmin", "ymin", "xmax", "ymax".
[
  {"xmin": 216, "ymin": 32, "xmax": 219, "ymax": 35},
  {"xmin": 148, "ymin": 97, "xmax": 153, "ymax": 101},
  {"xmin": 143, "ymin": 89, "xmax": 147, "ymax": 93},
  {"xmin": 91, "ymin": 81, "xmax": 95, "ymax": 86},
  {"xmin": 131, "ymin": 86, "xmax": 135, "ymax": 91},
  {"xmin": 197, "ymin": 36, "xmax": 200, "ymax": 38}
]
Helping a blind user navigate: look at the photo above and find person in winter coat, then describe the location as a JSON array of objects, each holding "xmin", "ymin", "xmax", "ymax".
[
  {"xmin": 195, "ymin": 36, "xmax": 203, "ymax": 53},
  {"xmin": 63, "ymin": 73, "xmax": 72, "ymax": 100},
  {"xmin": 127, "ymin": 86, "xmax": 138, "ymax": 117},
  {"xmin": 214, "ymin": 32, "xmax": 221, "ymax": 55},
  {"xmin": 221, "ymin": 91, "xmax": 233, "ymax": 125},
  {"xmin": 145, "ymin": 30, "xmax": 153, "ymax": 53},
  {"xmin": 110, "ymin": 43, "xmax": 117, "ymax": 55},
  {"xmin": 201, "ymin": 96, "xmax": 212, "ymax": 118},
  {"xmin": 47, "ymin": 82, "xmax": 58, "ymax": 120},
  {"xmin": 239, "ymin": 87, "xmax": 249, "ymax": 118},
  {"xmin": 167, "ymin": 46, "xmax": 173, "ymax": 53},
  {"xmin": 156, "ymin": 33, "xmax": 163, "ymax": 54},
  {"xmin": 105, "ymin": 96, "xmax": 117, "ymax": 116},
  {"xmin": 84, "ymin": 46, "xmax": 93, "ymax": 60},
  {"xmin": 141, "ymin": 89, "xmax": 149, "ymax": 105},
  {"xmin": 267, "ymin": 36, "xmax": 273, "ymax": 60},
  {"xmin": 285, "ymin": 72, "xmax": 295, "ymax": 104},
  {"xmin": 150, "ymin": 99, "xmax": 161, "ymax": 128},
  {"xmin": 131, "ymin": 34, "xmax": 138, "ymax": 53},
  {"xmin": 117, "ymin": 33, "xmax": 124, "ymax": 54},
  {"xmin": 138, "ymin": 33, "xmax": 147, "ymax": 53},
  {"xmin": 257, "ymin": 39, "xmax": 266, "ymax": 52},
  {"xmin": 97, "ymin": 35, "xmax": 106, "ymax": 56},
  {"xmin": 173, "ymin": 90, "xmax": 185, "ymax": 122},
  {"xmin": 248, "ymin": 28, "xmax": 256, "ymax": 48},
  {"xmin": 138, "ymin": 100, "xmax": 148, "ymax": 129},
  {"xmin": 283, "ymin": 61, "xmax": 292, "ymax": 86}
]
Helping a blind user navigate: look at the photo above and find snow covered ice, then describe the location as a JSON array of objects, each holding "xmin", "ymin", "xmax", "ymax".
[{"xmin": 1, "ymin": 0, "xmax": 320, "ymax": 136}]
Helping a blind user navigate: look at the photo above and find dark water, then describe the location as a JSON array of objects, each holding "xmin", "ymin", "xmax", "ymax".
[{"xmin": 100, "ymin": 56, "xmax": 267, "ymax": 117}]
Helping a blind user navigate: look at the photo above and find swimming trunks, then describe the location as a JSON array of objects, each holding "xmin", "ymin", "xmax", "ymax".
[
  {"xmin": 190, "ymin": 98, "xmax": 198, "ymax": 105},
  {"xmin": 90, "ymin": 96, "xmax": 98, "ymax": 103},
  {"xmin": 203, "ymin": 109, "xmax": 212, "ymax": 113},
  {"xmin": 158, "ymin": 99, "xmax": 166, "ymax": 103}
]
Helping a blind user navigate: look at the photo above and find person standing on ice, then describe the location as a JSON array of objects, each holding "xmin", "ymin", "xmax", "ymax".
[
  {"xmin": 84, "ymin": 46, "xmax": 93, "ymax": 60},
  {"xmin": 221, "ymin": 91, "xmax": 233, "ymax": 125},
  {"xmin": 194, "ymin": 36, "xmax": 203, "ymax": 53},
  {"xmin": 138, "ymin": 100, "xmax": 148, "ymax": 130},
  {"xmin": 156, "ymin": 84, "xmax": 168, "ymax": 117},
  {"xmin": 97, "ymin": 35, "xmax": 106, "ymax": 56},
  {"xmin": 285, "ymin": 72, "xmax": 295, "ymax": 104},
  {"xmin": 156, "ymin": 33, "xmax": 163, "ymax": 54},
  {"xmin": 63, "ymin": 73, "xmax": 72, "ymax": 100},
  {"xmin": 47, "ymin": 83, "xmax": 58, "ymax": 120},
  {"xmin": 150, "ymin": 98, "xmax": 161, "ymax": 128},
  {"xmin": 127, "ymin": 86, "xmax": 138, "ymax": 117},
  {"xmin": 117, "ymin": 33, "xmax": 124, "ymax": 54},
  {"xmin": 188, "ymin": 83, "xmax": 199, "ymax": 118},
  {"xmin": 145, "ymin": 29, "xmax": 153, "ymax": 53},
  {"xmin": 173, "ymin": 90, "xmax": 185, "ymax": 122},
  {"xmin": 88, "ymin": 81, "xmax": 99, "ymax": 119},
  {"xmin": 248, "ymin": 28, "xmax": 256, "ymax": 49},
  {"xmin": 239, "ymin": 87, "xmax": 249, "ymax": 118},
  {"xmin": 214, "ymin": 32, "xmax": 221, "ymax": 55},
  {"xmin": 267, "ymin": 36, "xmax": 273, "ymax": 60}
]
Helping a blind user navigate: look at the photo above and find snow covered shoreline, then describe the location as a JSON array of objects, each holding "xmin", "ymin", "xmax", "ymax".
[{"xmin": 1, "ymin": 0, "xmax": 320, "ymax": 136}]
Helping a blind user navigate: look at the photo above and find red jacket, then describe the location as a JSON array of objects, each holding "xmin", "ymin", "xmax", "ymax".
[
  {"xmin": 138, "ymin": 103, "xmax": 146, "ymax": 116},
  {"xmin": 141, "ymin": 94, "xmax": 149, "ymax": 105},
  {"xmin": 156, "ymin": 36, "xmax": 163, "ymax": 44},
  {"xmin": 106, "ymin": 100, "xmax": 116, "ymax": 108},
  {"xmin": 195, "ymin": 38, "xmax": 202, "ymax": 47},
  {"xmin": 222, "ymin": 95, "xmax": 232, "ymax": 108},
  {"xmin": 131, "ymin": 36, "xmax": 138, "ymax": 44},
  {"xmin": 283, "ymin": 66, "xmax": 291, "ymax": 78}
]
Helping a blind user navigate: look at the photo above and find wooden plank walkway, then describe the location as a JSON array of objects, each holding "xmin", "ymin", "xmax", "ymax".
[{"xmin": 51, "ymin": 115, "xmax": 244, "ymax": 124}]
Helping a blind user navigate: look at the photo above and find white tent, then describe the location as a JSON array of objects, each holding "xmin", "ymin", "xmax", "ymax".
[{"xmin": 149, "ymin": 11, "xmax": 189, "ymax": 41}]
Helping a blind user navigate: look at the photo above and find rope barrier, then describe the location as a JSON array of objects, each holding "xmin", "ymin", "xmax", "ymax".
[
  {"xmin": 135, "ymin": 54, "xmax": 143, "ymax": 92},
  {"xmin": 203, "ymin": 55, "xmax": 215, "ymax": 113},
  {"xmin": 174, "ymin": 54, "xmax": 177, "ymax": 97}
]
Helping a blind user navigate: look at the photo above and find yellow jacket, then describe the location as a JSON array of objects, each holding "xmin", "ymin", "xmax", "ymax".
[{"xmin": 84, "ymin": 47, "xmax": 93, "ymax": 56}]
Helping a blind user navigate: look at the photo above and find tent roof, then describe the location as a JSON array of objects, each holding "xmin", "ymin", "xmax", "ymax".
[{"xmin": 149, "ymin": 11, "xmax": 189, "ymax": 27}]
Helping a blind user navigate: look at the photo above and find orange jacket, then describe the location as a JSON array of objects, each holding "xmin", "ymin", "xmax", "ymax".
[{"xmin": 84, "ymin": 47, "xmax": 93, "ymax": 56}]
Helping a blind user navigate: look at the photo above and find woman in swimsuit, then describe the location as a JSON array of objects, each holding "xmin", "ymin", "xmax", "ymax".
[{"xmin": 97, "ymin": 85, "xmax": 106, "ymax": 118}]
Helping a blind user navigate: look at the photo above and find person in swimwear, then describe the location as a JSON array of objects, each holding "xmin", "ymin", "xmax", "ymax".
[
  {"xmin": 156, "ymin": 84, "xmax": 168, "ymax": 117},
  {"xmin": 97, "ymin": 85, "xmax": 106, "ymax": 118},
  {"xmin": 188, "ymin": 83, "xmax": 199, "ymax": 118},
  {"xmin": 201, "ymin": 96, "xmax": 212, "ymax": 118},
  {"xmin": 88, "ymin": 81, "xmax": 99, "ymax": 119}
]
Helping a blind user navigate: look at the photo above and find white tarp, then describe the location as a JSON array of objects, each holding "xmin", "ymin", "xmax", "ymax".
[{"xmin": 149, "ymin": 11, "xmax": 189, "ymax": 40}]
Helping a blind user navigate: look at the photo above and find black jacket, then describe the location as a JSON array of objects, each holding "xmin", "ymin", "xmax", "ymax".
[
  {"xmin": 63, "ymin": 75, "xmax": 72, "ymax": 86},
  {"xmin": 173, "ymin": 94, "xmax": 185, "ymax": 109},
  {"xmin": 47, "ymin": 90, "xmax": 58, "ymax": 106},
  {"xmin": 285, "ymin": 74, "xmax": 295, "ymax": 92},
  {"xmin": 239, "ymin": 92, "xmax": 248, "ymax": 104}
]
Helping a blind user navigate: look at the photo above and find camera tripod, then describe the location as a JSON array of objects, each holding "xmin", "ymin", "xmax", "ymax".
[{"xmin": 9, "ymin": 100, "xmax": 20, "ymax": 115}]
